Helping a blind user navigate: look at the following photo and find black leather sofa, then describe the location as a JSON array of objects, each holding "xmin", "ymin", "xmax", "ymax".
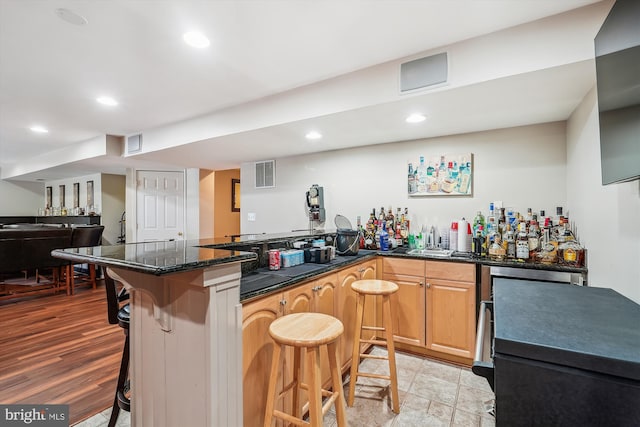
[{"xmin": 0, "ymin": 228, "xmax": 73, "ymax": 299}]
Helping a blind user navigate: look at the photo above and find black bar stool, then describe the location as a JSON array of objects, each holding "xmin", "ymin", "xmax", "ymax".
[{"xmin": 104, "ymin": 270, "xmax": 130, "ymax": 427}]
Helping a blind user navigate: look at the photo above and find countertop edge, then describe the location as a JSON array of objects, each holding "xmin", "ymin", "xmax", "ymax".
[{"xmin": 52, "ymin": 248, "xmax": 257, "ymax": 276}]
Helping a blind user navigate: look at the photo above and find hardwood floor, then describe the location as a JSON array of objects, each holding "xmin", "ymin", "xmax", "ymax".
[{"xmin": 0, "ymin": 283, "xmax": 122, "ymax": 425}]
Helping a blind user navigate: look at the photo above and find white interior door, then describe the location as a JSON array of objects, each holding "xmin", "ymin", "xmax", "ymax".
[{"xmin": 136, "ymin": 170, "xmax": 185, "ymax": 242}]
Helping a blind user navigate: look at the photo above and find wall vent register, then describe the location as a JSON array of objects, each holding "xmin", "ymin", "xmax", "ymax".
[{"xmin": 255, "ymin": 160, "xmax": 275, "ymax": 188}]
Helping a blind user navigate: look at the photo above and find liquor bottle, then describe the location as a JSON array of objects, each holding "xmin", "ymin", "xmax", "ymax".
[
  {"xmin": 472, "ymin": 210, "xmax": 486, "ymax": 237},
  {"xmin": 356, "ymin": 216, "xmax": 365, "ymax": 249},
  {"xmin": 485, "ymin": 218, "xmax": 498, "ymax": 251},
  {"xmin": 375, "ymin": 219, "xmax": 383, "ymax": 249},
  {"xmin": 525, "ymin": 207, "xmax": 533, "ymax": 223},
  {"xmin": 528, "ymin": 219, "xmax": 540, "ymax": 258},
  {"xmin": 386, "ymin": 207, "xmax": 395, "ymax": 232},
  {"xmin": 498, "ymin": 207, "xmax": 507, "ymax": 235},
  {"xmin": 473, "ymin": 226, "xmax": 485, "ymax": 257},
  {"xmin": 488, "ymin": 202, "xmax": 495, "ymax": 224},
  {"xmin": 489, "ymin": 233, "xmax": 506, "ymax": 260},
  {"xmin": 516, "ymin": 222, "xmax": 530, "ymax": 260},
  {"xmin": 379, "ymin": 222, "xmax": 389, "ymax": 251},
  {"xmin": 395, "ymin": 223, "xmax": 403, "ymax": 245},
  {"xmin": 364, "ymin": 223, "xmax": 376, "ymax": 250},
  {"xmin": 401, "ymin": 208, "xmax": 409, "ymax": 243},
  {"xmin": 503, "ymin": 224, "xmax": 516, "ymax": 259}
]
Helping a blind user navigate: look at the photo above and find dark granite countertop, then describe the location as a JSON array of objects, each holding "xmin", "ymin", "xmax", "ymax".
[
  {"xmin": 240, "ymin": 251, "xmax": 377, "ymax": 302},
  {"xmin": 493, "ymin": 278, "xmax": 640, "ymax": 380},
  {"xmin": 378, "ymin": 246, "xmax": 588, "ymax": 274},
  {"xmin": 52, "ymin": 240, "xmax": 257, "ymax": 275}
]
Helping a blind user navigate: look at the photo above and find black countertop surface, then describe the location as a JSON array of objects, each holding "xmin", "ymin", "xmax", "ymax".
[
  {"xmin": 493, "ymin": 278, "xmax": 640, "ymax": 380},
  {"xmin": 239, "ymin": 250, "xmax": 377, "ymax": 301},
  {"xmin": 52, "ymin": 239, "xmax": 257, "ymax": 275}
]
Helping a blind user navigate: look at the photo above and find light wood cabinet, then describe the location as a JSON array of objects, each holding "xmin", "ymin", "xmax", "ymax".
[
  {"xmin": 425, "ymin": 261, "xmax": 476, "ymax": 359},
  {"xmin": 242, "ymin": 271, "xmax": 341, "ymax": 426},
  {"xmin": 381, "ymin": 258, "xmax": 477, "ymax": 361},
  {"xmin": 242, "ymin": 292, "xmax": 284, "ymax": 427},
  {"xmin": 381, "ymin": 258, "xmax": 426, "ymax": 347},
  {"xmin": 336, "ymin": 260, "xmax": 377, "ymax": 372}
]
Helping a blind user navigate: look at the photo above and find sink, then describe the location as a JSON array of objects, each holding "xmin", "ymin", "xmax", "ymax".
[{"xmin": 407, "ymin": 248, "xmax": 454, "ymax": 258}]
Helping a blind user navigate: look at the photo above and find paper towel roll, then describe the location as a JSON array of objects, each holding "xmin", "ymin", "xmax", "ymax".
[{"xmin": 457, "ymin": 218, "xmax": 469, "ymax": 252}]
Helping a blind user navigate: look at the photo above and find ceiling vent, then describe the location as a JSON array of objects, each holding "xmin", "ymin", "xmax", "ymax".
[
  {"xmin": 400, "ymin": 52, "xmax": 448, "ymax": 93},
  {"xmin": 127, "ymin": 134, "xmax": 142, "ymax": 154},
  {"xmin": 255, "ymin": 160, "xmax": 275, "ymax": 188}
]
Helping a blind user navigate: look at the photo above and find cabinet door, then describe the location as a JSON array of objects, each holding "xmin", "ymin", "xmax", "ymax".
[
  {"xmin": 426, "ymin": 279, "xmax": 476, "ymax": 359},
  {"xmin": 336, "ymin": 263, "xmax": 376, "ymax": 372},
  {"xmin": 359, "ymin": 259, "xmax": 377, "ymax": 280},
  {"xmin": 242, "ymin": 293, "xmax": 284, "ymax": 427},
  {"xmin": 382, "ymin": 272, "xmax": 425, "ymax": 347},
  {"xmin": 311, "ymin": 273, "xmax": 338, "ymax": 387},
  {"xmin": 312, "ymin": 273, "xmax": 338, "ymax": 317},
  {"xmin": 284, "ymin": 282, "xmax": 313, "ymax": 315}
]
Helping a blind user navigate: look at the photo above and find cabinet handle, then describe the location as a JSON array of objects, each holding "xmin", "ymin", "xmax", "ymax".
[
  {"xmin": 358, "ymin": 268, "xmax": 365, "ymax": 273},
  {"xmin": 426, "ymin": 282, "xmax": 431, "ymax": 288},
  {"xmin": 419, "ymin": 281, "xmax": 424, "ymax": 287},
  {"xmin": 280, "ymin": 299, "xmax": 287, "ymax": 306},
  {"xmin": 312, "ymin": 286, "xmax": 321, "ymax": 292}
]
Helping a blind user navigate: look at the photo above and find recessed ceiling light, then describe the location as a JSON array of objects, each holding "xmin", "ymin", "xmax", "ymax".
[
  {"xmin": 305, "ymin": 131, "xmax": 322, "ymax": 140},
  {"xmin": 55, "ymin": 8, "xmax": 88, "ymax": 26},
  {"xmin": 406, "ymin": 113, "xmax": 426, "ymax": 123},
  {"xmin": 30, "ymin": 125, "xmax": 49, "ymax": 133},
  {"xmin": 183, "ymin": 31, "xmax": 210, "ymax": 49},
  {"xmin": 97, "ymin": 96, "xmax": 118, "ymax": 106}
]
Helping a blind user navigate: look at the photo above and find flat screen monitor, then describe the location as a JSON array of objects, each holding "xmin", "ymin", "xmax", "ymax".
[{"xmin": 594, "ymin": 0, "xmax": 640, "ymax": 185}]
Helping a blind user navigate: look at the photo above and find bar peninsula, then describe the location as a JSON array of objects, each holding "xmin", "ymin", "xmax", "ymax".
[{"xmin": 52, "ymin": 240, "xmax": 257, "ymax": 427}]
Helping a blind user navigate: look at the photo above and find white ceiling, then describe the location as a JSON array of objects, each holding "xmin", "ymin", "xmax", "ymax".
[{"xmin": 0, "ymin": 0, "xmax": 604, "ymax": 181}]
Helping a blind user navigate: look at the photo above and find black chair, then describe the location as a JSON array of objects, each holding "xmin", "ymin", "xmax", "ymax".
[
  {"xmin": 69, "ymin": 225, "xmax": 104, "ymax": 294},
  {"xmin": 104, "ymin": 269, "xmax": 130, "ymax": 427}
]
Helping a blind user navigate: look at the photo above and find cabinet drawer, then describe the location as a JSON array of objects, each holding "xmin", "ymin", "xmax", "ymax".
[
  {"xmin": 425, "ymin": 261, "xmax": 475, "ymax": 282},
  {"xmin": 382, "ymin": 258, "xmax": 425, "ymax": 277}
]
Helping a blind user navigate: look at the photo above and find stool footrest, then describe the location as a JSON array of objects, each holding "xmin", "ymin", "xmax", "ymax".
[
  {"xmin": 362, "ymin": 325, "xmax": 385, "ymax": 332},
  {"xmin": 273, "ymin": 409, "xmax": 308, "ymax": 426},
  {"xmin": 360, "ymin": 353, "xmax": 389, "ymax": 361},
  {"xmin": 355, "ymin": 371, "xmax": 391, "ymax": 381},
  {"xmin": 361, "ymin": 338, "xmax": 388, "ymax": 345}
]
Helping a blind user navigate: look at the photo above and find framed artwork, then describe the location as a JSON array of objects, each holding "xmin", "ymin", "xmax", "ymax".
[
  {"xmin": 87, "ymin": 180, "xmax": 94, "ymax": 207},
  {"xmin": 232, "ymin": 179, "xmax": 240, "ymax": 212},
  {"xmin": 73, "ymin": 183, "xmax": 80, "ymax": 208},
  {"xmin": 46, "ymin": 186, "xmax": 52, "ymax": 208},
  {"xmin": 59, "ymin": 185, "xmax": 66, "ymax": 207},
  {"xmin": 408, "ymin": 153, "xmax": 473, "ymax": 196}
]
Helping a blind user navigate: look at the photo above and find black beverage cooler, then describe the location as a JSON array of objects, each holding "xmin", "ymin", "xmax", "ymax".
[{"xmin": 487, "ymin": 279, "xmax": 640, "ymax": 426}]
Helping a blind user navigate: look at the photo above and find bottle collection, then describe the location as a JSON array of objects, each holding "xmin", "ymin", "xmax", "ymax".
[
  {"xmin": 465, "ymin": 203, "xmax": 585, "ymax": 266},
  {"xmin": 354, "ymin": 202, "xmax": 585, "ymax": 267},
  {"xmin": 358, "ymin": 207, "xmax": 410, "ymax": 251}
]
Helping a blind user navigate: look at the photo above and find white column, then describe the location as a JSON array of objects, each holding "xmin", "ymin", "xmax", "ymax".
[{"xmin": 109, "ymin": 262, "xmax": 243, "ymax": 427}]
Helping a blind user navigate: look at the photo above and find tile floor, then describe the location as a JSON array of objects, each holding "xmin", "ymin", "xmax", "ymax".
[{"xmin": 74, "ymin": 347, "xmax": 495, "ymax": 427}]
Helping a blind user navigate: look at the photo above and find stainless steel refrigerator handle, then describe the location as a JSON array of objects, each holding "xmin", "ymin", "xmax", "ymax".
[
  {"xmin": 472, "ymin": 300, "xmax": 495, "ymax": 391},
  {"xmin": 474, "ymin": 301, "xmax": 491, "ymax": 363}
]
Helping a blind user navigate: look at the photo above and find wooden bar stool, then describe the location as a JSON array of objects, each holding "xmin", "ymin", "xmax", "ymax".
[
  {"xmin": 264, "ymin": 312, "xmax": 347, "ymax": 427},
  {"xmin": 348, "ymin": 279, "xmax": 400, "ymax": 413}
]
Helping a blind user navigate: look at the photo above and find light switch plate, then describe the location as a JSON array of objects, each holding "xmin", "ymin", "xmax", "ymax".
[{"xmin": 247, "ymin": 212, "xmax": 256, "ymax": 222}]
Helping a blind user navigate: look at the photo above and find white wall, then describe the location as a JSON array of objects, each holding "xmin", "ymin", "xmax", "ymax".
[
  {"xmin": 0, "ymin": 179, "xmax": 43, "ymax": 215},
  {"xmin": 567, "ymin": 86, "xmax": 640, "ymax": 303},
  {"xmin": 241, "ymin": 122, "xmax": 567, "ymax": 236},
  {"xmin": 101, "ymin": 174, "xmax": 126, "ymax": 245}
]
